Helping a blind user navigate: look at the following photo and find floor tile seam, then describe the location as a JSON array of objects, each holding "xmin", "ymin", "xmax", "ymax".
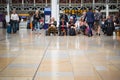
[
  {"xmin": 84, "ymin": 52, "xmax": 104, "ymax": 80},
  {"xmin": 109, "ymin": 61, "xmax": 120, "ymax": 71},
  {"xmin": 0, "ymin": 75, "xmax": 33, "ymax": 77},
  {"xmin": 0, "ymin": 50, "xmax": 25, "ymax": 72},
  {"xmin": 67, "ymin": 49, "xmax": 76, "ymax": 80},
  {"xmin": 32, "ymin": 37, "xmax": 52, "ymax": 80},
  {"xmin": 0, "ymin": 36, "xmax": 11, "ymax": 41}
]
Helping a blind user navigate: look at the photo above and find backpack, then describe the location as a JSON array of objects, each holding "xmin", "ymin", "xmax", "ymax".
[
  {"xmin": 69, "ymin": 28, "xmax": 76, "ymax": 36},
  {"xmin": 94, "ymin": 12, "xmax": 101, "ymax": 21}
]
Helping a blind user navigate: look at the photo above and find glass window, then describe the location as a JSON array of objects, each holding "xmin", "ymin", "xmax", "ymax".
[
  {"xmin": 60, "ymin": 0, "xmax": 69, "ymax": 3},
  {"xmin": 12, "ymin": 0, "xmax": 19, "ymax": 3},
  {"xmin": 1, "ymin": 0, "xmax": 7, "ymax": 4},
  {"xmin": 47, "ymin": 0, "xmax": 51, "ymax": 3},
  {"xmin": 36, "ymin": 0, "xmax": 45, "ymax": 3},
  {"xmin": 84, "ymin": 0, "xmax": 93, "ymax": 3},
  {"xmin": 71, "ymin": 0, "xmax": 81, "ymax": 3}
]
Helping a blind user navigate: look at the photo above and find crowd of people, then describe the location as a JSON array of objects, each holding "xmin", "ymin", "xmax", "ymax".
[
  {"xmin": 1, "ymin": 8, "xmax": 120, "ymax": 37},
  {"xmin": 47, "ymin": 8, "xmax": 120, "ymax": 37}
]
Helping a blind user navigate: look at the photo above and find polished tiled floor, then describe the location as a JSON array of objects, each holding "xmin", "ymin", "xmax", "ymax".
[{"xmin": 0, "ymin": 28, "xmax": 120, "ymax": 80}]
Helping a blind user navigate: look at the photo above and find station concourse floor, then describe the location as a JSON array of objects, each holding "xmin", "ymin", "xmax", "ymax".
[{"xmin": 0, "ymin": 28, "xmax": 120, "ymax": 80}]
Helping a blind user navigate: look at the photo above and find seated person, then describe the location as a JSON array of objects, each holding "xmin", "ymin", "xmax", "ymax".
[
  {"xmin": 68, "ymin": 17, "xmax": 76, "ymax": 35},
  {"xmin": 104, "ymin": 16, "xmax": 115, "ymax": 35},
  {"xmin": 59, "ymin": 18, "xmax": 67, "ymax": 36},
  {"xmin": 76, "ymin": 17, "xmax": 87, "ymax": 35},
  {"xmin": 80, "ymin": 18, "xmax": 88, "ymax": 35},
  {"xmin": 47, "ymin": 17, "xmax": 57, "ymax": 35},
  {"xmin": 114, "ymin": 16, "xmax": 120, "ymax": 35},
  {"xmin": 100, "ymin": 18, "xmax": 106, "ymax": 34}
]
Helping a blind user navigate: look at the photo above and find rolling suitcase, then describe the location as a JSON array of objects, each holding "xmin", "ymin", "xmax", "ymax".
[{"xmin": 7, "ymin": 24, "xmax": 11, "ymax": 34}]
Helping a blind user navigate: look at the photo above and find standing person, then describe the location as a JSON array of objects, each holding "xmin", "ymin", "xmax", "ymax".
[
  {"xmin": 5, "ymin": 12, "xmax": 11, "ymax": 33},
  {"xmin": 84, "ymin": 7, "xmax": 95, "ymax": 37},
  {"xmin": 11, "ymin": 10, "xmax": 19, "ymax": 33},
  {"xmin": 2, "ymin": 12, "xmax": 6, "ymax": 29},
  {"xmin": 31, "ymin": 12, "xmax": 35, "ymax": 31},
  {"xmin": 94, "ymin": 9, "xmax": 102, "ymax": 36},
  {"xmin": 33, "ymin": 10, "xmax": 41, "ymax": 33},
  {"xmin": 5, "ymin": 12, "xmax": 10, "ymax": 26}
]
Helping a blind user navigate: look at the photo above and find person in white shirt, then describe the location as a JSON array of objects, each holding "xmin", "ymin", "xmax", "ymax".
[
  {"xmin": 5, "ymin": 13, "xmax": 10, "ymax": 24},
  {"xmin": 11, "ymin": 10, "xmax": 19, "ymax": 33}
]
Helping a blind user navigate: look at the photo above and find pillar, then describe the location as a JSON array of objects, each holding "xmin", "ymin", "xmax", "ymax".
[
  {"xmin": 51, "ymin": 0, "xmax": 59, "ymax": 27},
  {"xmin": 34, "ymin": 0, "xmax": 36, "ymax": 7},
  {"xmin": 117, "ymin": 0, "xmax": 118, "ymax": 6},
  {"xmin": 10, "ymin": 0, "xmax": 12, "ymax": 6},
  {"xmin": 106, "ymin": 4, "xmax": 109, "ymax": 17},
  {"xmin": 45, "ymin": 0, "xmax": 47, "ymax": 7},
  {"xmin": 106, "ymin": 0, "xmax": 109, "ymax": 17},
  {"xmin": 81, "ymin": 0, "xmax": 83, "ymax": 7},
  {"xmin": 93, "ymin": 0, "xmax": 95, "ymax": 10},
  {"xmin": 22, "ymin": 0, "xmax": 24, "ymax": 7},
  {"xmin": 69, "ymin": 0, "xmax": 71, "ymax": 6},
  {"xmin": 7, "ymin": 0, "xmax": 10, "ymax": 19}
]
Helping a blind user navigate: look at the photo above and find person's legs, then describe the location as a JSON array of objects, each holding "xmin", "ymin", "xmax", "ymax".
[
  {"xmin": 17, "ymin": 22, "xmax": 19, "ymax": 30},
  {"xmin": 16, "ymin": 21, "xmax": 19, "ymax": 31},
  {"xmin": 36, "ymin": 22, "xmax": 40, "ymax": 33},
  {"xmin": 97, "ymin": 25, "xmax": 101, "ymax": 36},
  {"xmin": 96, "ymin": 21, "xmax": 101, "ymax": 36},
  {"xmin": 12, "ymin": 21, "xmax": 17, "ymax": 33},
  {"xmin": 88, "ymin": 22, "xmax": 93, "ymax": 36},
  {"xmin": 32, "ymin": 21, "xmax": 35, "ymax": 31},
  {"xmin": 53, "ymin": 27, "xmax": 56, "ymax": 35},
  {"xmin": 48, "ymin": 26, "xmax": 51, "ymax": 35},
  {"xmin": 59, "ymin": 27, "xmax": 62, "ymax": 36},
  {"xmin": 15, "ymin": 21, "xmax": 17, "ymax": 32},
  {"xmin": 65, "ymin": 27, "xmax": 67, "ymax": 35},
  {"xmin": 2, "ymin": 20, "xmax": 6, "ymax": 29},
  {"xmin": 34, "ymin": 21, "xmax": 37, "ymax": 31},
  {"xmin": 10, "ymin": 21, "xmax": 13, "ymax": 33}
]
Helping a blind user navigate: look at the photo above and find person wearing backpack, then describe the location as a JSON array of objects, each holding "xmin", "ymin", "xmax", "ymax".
[{"xmin": 94, "ymin": 9, "xmax": 102, "ymax": 36}]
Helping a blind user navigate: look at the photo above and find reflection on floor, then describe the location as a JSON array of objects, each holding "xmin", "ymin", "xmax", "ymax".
[{"xmin": 0, "ymin": 29, "xmax": 120, "ymax": 80}]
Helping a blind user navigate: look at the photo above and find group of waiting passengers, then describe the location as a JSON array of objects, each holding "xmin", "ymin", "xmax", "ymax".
[
  {"xmin": 4, "ymin": 8, "xmax": 120, "ymax": 37},
  {"xmin": 46, "ymin": 8, "xmax": 120, "ymax": 37}
]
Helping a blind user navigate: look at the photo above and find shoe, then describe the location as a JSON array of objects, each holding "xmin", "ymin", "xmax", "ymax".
[
  {"xmin": 88, "ymin": 34, "xmax": 92, "ymax": 37},
  {"xmin": 91, "ymin": 34, "xmax": 93, "ymax": 36},
  {"xmin": 98, "ymin": 34, "xmax": 100, "ymax": 36}
]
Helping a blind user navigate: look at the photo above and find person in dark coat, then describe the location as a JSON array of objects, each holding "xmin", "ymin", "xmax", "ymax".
[
  {"xmin": 2, "ymin": 12, "xmax": 6, "ymax": 29},
  {"xmin": 84, "ymin": 8, "xmax": 95, "ymax": 37}
]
